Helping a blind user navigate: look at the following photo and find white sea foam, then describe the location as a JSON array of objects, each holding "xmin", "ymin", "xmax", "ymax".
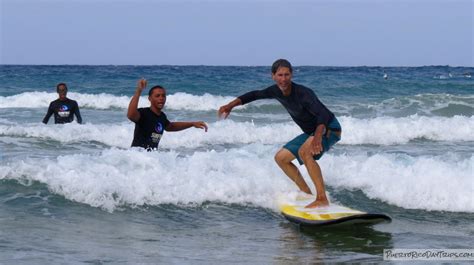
[
  {"xmin": 0, "ymin": 92, "xmax": 131, "ymax": 109},
  {"xmin": 2, "ymin": 92, "xmax": 472, "ymax": 116},
  {"xmin": 0, "ymin": 147, "xmax": 290, "ymax": 212},
  {"xmin": 323, "ymin": 153, "xmax": 474, "ymax": 212},
  {"xmin": 0, "ymin": 92, "xmax": 236, "ymax": 110},
  {"xmin": 166, "ymin": 92, "xmax": 236, "ymax": 111},
  {"xmin": 0, "ymin": 115, "xmax": 472, "ymax": 147},
  {"xmin": 0, "ymin": 148, "xmax": 472, "ymax": 212},
  {"xmin": 0, "ymin": 122, "xmax": 134, "ymax": 148},
  {"xmin": 0, "ymin": 121, "xmax": 299, "ymax": 148},
  {"xmin": 338, "ymin": 115, "xmax": 474, "ymax": 144}
]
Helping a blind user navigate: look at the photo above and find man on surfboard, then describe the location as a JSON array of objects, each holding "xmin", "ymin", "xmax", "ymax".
[
  {"xmin": 128, "ymin": 78, "xmax": 208, "ymax": 150},
  {"xmin": 218, "ymin": 59, "xmax": 341, "ymax": 208}
]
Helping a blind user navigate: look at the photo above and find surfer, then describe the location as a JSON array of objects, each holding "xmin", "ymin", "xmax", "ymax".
[
  {"xmin": 127, "ymin": 78, "xmax": 208, "ymax": 150},
  {"xmin": 218, "ymin": 59, "xmax": 341, "ymax": 208},
  {"xmin": 42, "ymin": 83, "xmax": 83, "ymax": 124}
]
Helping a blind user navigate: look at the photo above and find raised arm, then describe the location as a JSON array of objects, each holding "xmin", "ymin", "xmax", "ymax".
[
  {"xmin": 166, "ymin": 121, "xmax": 208, "ymax": 132},
  {"xmin": 127, "ymin": 78, "xmax": 147, "ymax": 123}
]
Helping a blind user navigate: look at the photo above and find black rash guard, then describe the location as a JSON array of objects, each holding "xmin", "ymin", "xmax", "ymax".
[
  {"xmin": 42, "ymin": 98, "xmax": 82, "ymax": 124},
  {"xmin": 238, "ymin": 82, "xmax": 338, "ymax": 134},
  {"xmin": 131, "ymin": 107, "xmax": 171, "ymax": 150}
]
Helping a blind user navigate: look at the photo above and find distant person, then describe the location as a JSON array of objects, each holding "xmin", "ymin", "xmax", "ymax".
[
  {"xmin": 218, "ymin": 59, "xmax": 341, "ymax": 208},
  {"xmin": 127, "ymin": 78, "xmax": 208, "ymax": 150},
  {"xmin": 42, "ymin": 83, "xmax": 82, "ymax": 124}
]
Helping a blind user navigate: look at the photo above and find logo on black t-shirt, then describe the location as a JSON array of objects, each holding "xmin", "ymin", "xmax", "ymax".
[
  {"xmin": 58, "ymin": 105, "xmax": 70, "ymax": 118},
  {"xmin": 155, "ymin": 122, "xmax": 164, "ymax": 133},
  {"xmin": 151, "ymin": 122, "xmax": 164, "ymax": 144}
]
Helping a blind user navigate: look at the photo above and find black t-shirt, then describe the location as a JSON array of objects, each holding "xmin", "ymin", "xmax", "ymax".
[
  {"xmin": 42, "ymin": 98, "xmax": 82, "ymax": 124},
  {"xmin": 238, "ymin": 82, "xmax": 336, "ymax": 134},
  {"xmin": 131, "ymin": 107, "xmax": 171, "ymax": 150}
]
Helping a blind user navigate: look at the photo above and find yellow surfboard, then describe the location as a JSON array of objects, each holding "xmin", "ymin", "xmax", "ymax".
[{"xmin": 280, "ymin": 195, "xmax": 391, "ymax": 227}]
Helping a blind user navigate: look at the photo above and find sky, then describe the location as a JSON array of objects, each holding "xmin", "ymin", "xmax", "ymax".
[{"xmin": 1, "ymin": 0, "xmax": 473, "ymax": 66}]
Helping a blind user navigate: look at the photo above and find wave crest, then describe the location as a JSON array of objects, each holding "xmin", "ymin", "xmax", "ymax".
[
  {"xmin": 2, "ymin": 92, "xmax": 472, "ymax": 117},
  {"xmin": 0, "ymin": 115, "xmax": 472, "ymax": 147},
  {"xmin": 1, "ymin": 149, "xmax": 471, "ymax": 212}
]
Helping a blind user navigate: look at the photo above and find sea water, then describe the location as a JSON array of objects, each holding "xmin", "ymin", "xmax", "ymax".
[{"xmin": 0, "ymin": 65, "xmax": 473, "ymax": 263}]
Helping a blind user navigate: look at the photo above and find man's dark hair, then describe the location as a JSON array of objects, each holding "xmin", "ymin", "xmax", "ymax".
[
  {"xmin": 56, "ymin": 82, "xmax": 68, "ymax": 92},
  {"xmin": 148, "ymin": 85, "xmax": 165, "ymax": 97},
  {"xmin": 271, "ymin": 59, "xmax": 293, "ymax": 74}
]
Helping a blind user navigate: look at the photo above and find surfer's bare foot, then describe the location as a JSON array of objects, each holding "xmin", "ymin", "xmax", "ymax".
[{"xmin": 305, "ymin": 199, "xmax": 329, "ymax": 208}]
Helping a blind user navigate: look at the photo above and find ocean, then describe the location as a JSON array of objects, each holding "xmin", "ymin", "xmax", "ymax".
[{"xmin": 0, "ymin": 65, "xmax": 473, "ymax": 264}]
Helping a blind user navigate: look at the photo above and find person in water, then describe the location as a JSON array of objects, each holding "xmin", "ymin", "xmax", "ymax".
[
  {"xmin": 127, "ymin": 78, "xmax": 208, "ymax": 150},
  {"xmin": 218, "ymin": 59, "xmax": 341, "ymax": 208},
  {"xmin": 42, "ymin": 83, "xmax": 82, "ymax": 124}
]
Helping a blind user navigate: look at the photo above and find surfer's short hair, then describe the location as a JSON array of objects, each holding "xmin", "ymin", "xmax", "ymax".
[
  {"xmin": 56, "ymin": 83, "xmax": 68, "ymax": 93},
  {"xmin": 148, "ymin": 85, "xmax": 165, "ymax": 97},
  {"xmin": 271, "ymin": 59, "xmax": 293, "ymax": 74}
]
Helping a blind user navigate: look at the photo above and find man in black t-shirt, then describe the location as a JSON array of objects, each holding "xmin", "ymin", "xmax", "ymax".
[
  {"xmin": 42, "ymin": 83, "xmax": 82, "ymax": 124},
  {"xmin": 218, "ymin": 59, "xmax": 342, "ymax": 209},
  {"xmin": 127, "ymin": 78, "xmax": 208, "ymax": 150}
]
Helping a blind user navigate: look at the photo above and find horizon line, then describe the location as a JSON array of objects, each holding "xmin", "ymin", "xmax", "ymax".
[{"xmin": 1, "ymin": 63, "xmax": 473, "ymax": 68}]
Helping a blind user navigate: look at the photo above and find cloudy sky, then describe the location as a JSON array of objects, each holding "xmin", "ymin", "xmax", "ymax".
[{"xmin": 1, "ymin": 0, "xmax": 472, "ymax": 66}]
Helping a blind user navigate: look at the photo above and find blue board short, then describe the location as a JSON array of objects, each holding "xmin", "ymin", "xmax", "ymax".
[{"xmin": 283, "ymin": 118, "xmax": 341, "ymax": 165}]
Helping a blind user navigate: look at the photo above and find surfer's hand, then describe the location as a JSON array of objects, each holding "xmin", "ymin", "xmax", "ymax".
[
  {"xmin": 193, "ymin": 121, "xmax": 208, "ymax": 132},
  {"xmin": 311, "ymin": 135, "xmax": 323, "ymax": 155},
  {"xmin": 218, "ymin": 98, "xmax": 242, "ymax": 120},
  {"xmin": 218, "ymin": 104, "xmax": 232, "ymax": 119},
  {"xmin": 136, "ymin": 78, "xmax": 147, "ymax": 93}
]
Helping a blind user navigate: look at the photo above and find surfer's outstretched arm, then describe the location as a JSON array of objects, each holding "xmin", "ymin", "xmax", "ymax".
[
  {"xmin": 218, "ymin": 87, "xmax": 274, "ymax": 119},
  {"xmin": 166, "ymin": 121, "xmax": 208, "ymax": 132},
  {"xmin": 218, "ymin": 98, "xmax": 242, "ymax": 119}
]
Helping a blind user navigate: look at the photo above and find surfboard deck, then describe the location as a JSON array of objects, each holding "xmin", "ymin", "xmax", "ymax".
[{"xmin": 280, "ymin": 195, "xmax": 391, "ymax": 227}]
